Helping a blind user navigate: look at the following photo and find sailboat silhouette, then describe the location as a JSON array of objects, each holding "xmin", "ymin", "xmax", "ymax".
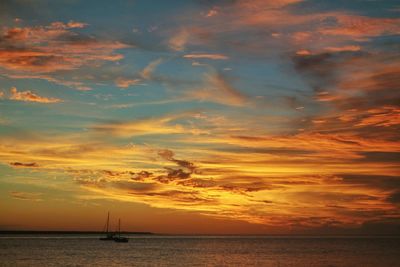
[
  {"xmin": 114, "ymin": 218, "xmax": 129, "ymax": 243},
  {"xmin": 99, "ymin": 212, "xmax": 115, "ymax": 241}
]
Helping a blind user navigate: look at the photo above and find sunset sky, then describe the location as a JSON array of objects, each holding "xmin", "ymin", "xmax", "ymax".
[{"xmin": 0, "ymin": 0, "xmax": 399, "ymax": 234}]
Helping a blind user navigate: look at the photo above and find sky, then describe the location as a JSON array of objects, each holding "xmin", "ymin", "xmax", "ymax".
[{"xmin": 0, "ymin": 0, "xmax": 399, "ymax": 235}]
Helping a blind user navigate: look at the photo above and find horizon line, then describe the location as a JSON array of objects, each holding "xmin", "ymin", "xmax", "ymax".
[{"xmin": 1, "ymin": 230, "xmax": 399, "ymax": 237}]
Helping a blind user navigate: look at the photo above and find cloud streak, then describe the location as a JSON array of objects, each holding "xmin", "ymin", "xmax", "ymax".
[{"xmin": 183, "ymin": 54, "xmax": 228, "ymax": 60}]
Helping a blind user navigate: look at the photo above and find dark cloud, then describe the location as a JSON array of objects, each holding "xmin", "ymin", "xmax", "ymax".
[
  {"xmin": 291, "ymin": 46, "xmax": 400, "ymax": 148},
  {"xmin": 154, "ymin": 168, "xmax": 192, "ymax": 184},
  {"xmin": 131, "ymin": 170, "xmax": 153, "ymax": 181},
  {"xmin": 166, "ymin": 168, "xmax": 191, "ymax": 179},
  {"xmin": 173, "ymin": 159, "xmax": 196, "ymax": 172},
  {"xmin": 156, "ymin": 148, "xmax": 197, "ymax": 182},
  {"xmin": 158, "ymin": 149, "xmax": 175, "ymax": 161},
  {"xmin": 338, "ymin": 174, "xmax": 400, "ymax": 191},
  {"xmin": 358, "ymin": 219, "xmax": 400, "ymax": 235},
  {"xmin": 9, "ymin": 162, "xmax": 39, "ymax": 168},
  {"xmin": 386, "ymin": 191, "xmax": 400, "ymax": 204},
  {"xmin": 356, "ymin": 152, "xmax": 400, "ymax": 163},
  {"xmin": 292, "ymin": 51, "xmax": 364, "ymax": 91}
]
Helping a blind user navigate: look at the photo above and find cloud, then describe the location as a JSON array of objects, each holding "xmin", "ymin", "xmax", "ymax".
[
  {"xmin": 0, "ymin": 21, "xmax": 129, "ymax": 90},
  {"xmin": 158, "ymin": 149, "xmax": 175, "ymax": 161},
  {"xmin": 168, "ymin": 0, "xmax": 400, "ymax": 63},
  {"xmin": 7, "ymin": 87, "xmax": 62, "ymax": 103},
  {"xmin": 204, "ymin": 7, "xmax": 219, "ymax": 18},
  {"xmin": 157, "ymin": 148, "xmax": 196, "ymax": 172},
  {"xmin": 186, "ymin": 73, "xmax": 248, "ymax": 106},
  {"xmin": 291, "ymin": 44, "xmax": 400, "ymax": 145},
  {"xmin": 183, "ymin": 54, "xmax": 228, "ymax": 60},
  {"xmin": 296, "ymin": 49, "xmax": 312, "ymax": 55},
  {"xmin": 4, "ymin": 73, "xmax": 92, "ymax": 91},
  {"xmin": 319, "ymin": 15, "xmax": 400, "ymax": 38},
  {"xmin": 91, "ymin": 112, "xmax": 206, "ymax": 137},
  {"xmin": 324, "ymin": 45, "xmax": 361, "ymax": 52},
  {"xmin": 10, "ymin": 191, "xmax": 42, "ymax": 201},
  {"xmin": 155, "ymin": 168, "xmax": 191, "ymax": 183},
  {"xmin": 387, "ymin": 191, "xmax": 400, "ymax": 204},
  {"xmin": 168, "ymin": 29, "xmax": 189, "ymax": 51},
  {"xmin": 1, "ymin": 2, "xmax": 399, "ymax": 233},
  {"xmin": 1, "ymin": 123, "xmax": 399, "ymax": 228},
  {"xmin": 114, "ymin": 77, "xmax": 141, "ymax": 88},
  {"xmin": 356, "ymin": 106, "xmax": 400, "ymax": 127},
  {"xmin": 154, "ymin": 148, "xmax": 197, "ymax": 183},
  {"xmin": 140, "ymin": 58, "xmax": 163, "ymax": 79},
  {"xmin": 65, "ymin": 21, "xmax": 88, "ymax": 29},
  {"xmin": 131, "ymin": 170, "xmax": 153, "ymax": 181},
  {"xmin": 92, "ymin": 115, "xmax": 185, "ymax": 137},
  {"xmin": 9, "ymin": 162, "xmax": 39, "ymax": 168}
]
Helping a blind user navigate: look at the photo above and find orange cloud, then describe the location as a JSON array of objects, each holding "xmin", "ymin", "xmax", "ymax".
[
  {"xmin": 8, "ymin": 87, "xmax": 62, "ymax": 103},
  {"xmin": 356, "ymin": 106, "xmax": 400, "ymax": 127},
  {"xmin": 0, "ymin": 22, "xmax": 129, "ymax": 74},
  {"xmin": 115, "ymin": 77, "xmax": 141, "ymax": 88},
  {"xmin": 324, "ymin": 45, "xmax": 361, "ymax": 52},
  {"xmin": 320, "ymin": 15, "xmax": 400, "ymax": 38},
  {"xmin": 205, "ymin": 7, "xmax": 219, "ymax": 18},
  {"xmin": 296, "ymin": 49, "xmax": 311, "ymax": 56},
  {"xmin": 0, "ymin": 113, "xmax": 399, "ymax": 229},
  {"xmin": 65, "ymin": 21, "xmax": 88, "ymax": 29},
  {"xmin": 183, "ymin": 54, "xmax": 228, "ymax": 60}
]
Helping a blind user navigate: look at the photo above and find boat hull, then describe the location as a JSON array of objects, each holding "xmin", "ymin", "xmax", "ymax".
[
  {"xmin": 114, "ymin": 237, "xmax": 129, "ymax": 243},
  {"xmin": 99, "ymin": 237, "xmax": 115, "ymax": 241}
]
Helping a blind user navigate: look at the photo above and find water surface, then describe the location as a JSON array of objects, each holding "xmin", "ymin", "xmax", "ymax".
[{"xmin": 0, "ymin": 236, "xmax": 399, "ymax": 266}]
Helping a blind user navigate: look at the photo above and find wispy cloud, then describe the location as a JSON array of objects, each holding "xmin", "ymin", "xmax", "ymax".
[
  {"xmin": 185, "ymin": 73, "xmax": 248, "ymax": 106},
  {"xmin": 140, "ymin": 58, "xmax": 163, "ymax": 79},
  {"xmin": 10, "ymin": 191, "xmax": 43, "ymax": 201}
]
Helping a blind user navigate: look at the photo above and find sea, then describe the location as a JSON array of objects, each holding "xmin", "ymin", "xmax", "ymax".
[{"xmin": 0, "ymin": 235, "xmax": 399, "ymax": 266}]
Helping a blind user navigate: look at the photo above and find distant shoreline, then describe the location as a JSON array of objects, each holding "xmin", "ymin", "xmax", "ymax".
[{"xmin": 0, "ymin": 231, "xmax": 154, "ymax": 235}]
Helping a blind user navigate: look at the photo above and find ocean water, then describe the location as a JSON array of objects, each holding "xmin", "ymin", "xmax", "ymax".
[{"xmin": 0, "ymin": 236, "xmax": 399, "ymax": 266}]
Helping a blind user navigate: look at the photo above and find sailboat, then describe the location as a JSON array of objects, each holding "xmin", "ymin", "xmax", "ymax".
[
  {"xmin": 114, "ymin": 218, "xmax": 129, "ymax": 243},
  {"xmin": 99, "ymin": 212, "xmax": 115, "ymax": 241}
]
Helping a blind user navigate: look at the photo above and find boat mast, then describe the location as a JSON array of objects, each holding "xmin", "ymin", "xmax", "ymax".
[
  {"xmin": 118, "ymin": 218, "xmax": 121, "ymax": 238},
  {"xmin": 106, "ymin": 211, "xmax": 110, "ymax": 234}
]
